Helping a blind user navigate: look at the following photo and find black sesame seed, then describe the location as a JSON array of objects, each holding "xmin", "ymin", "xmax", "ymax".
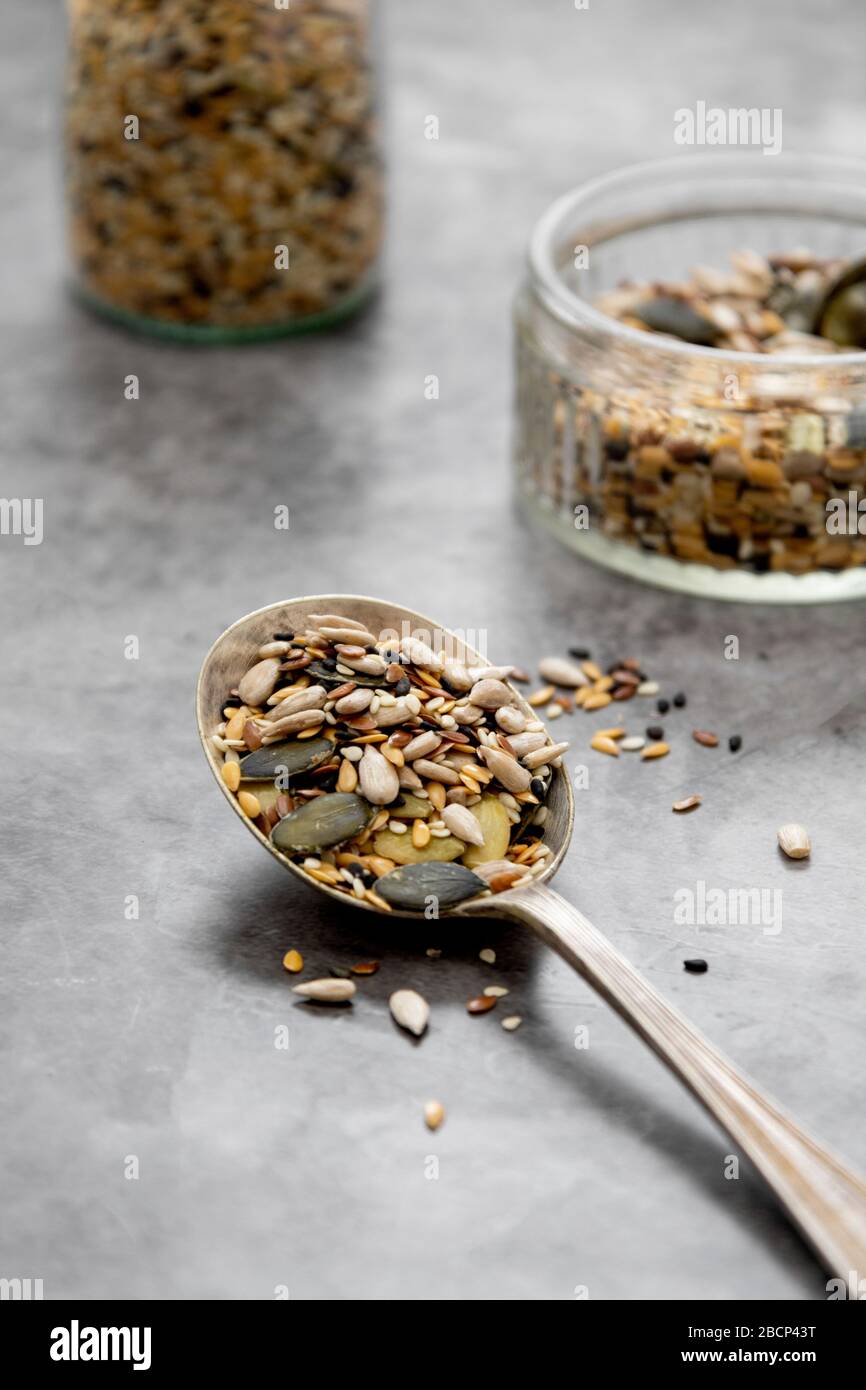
[
  {"xmin": 321, "ymin": 657, "xmax": 337, "ymax": 671},
  {"xmin": 684, "ymin": 959, "xmax": 708, "ymax": 974},
  {"xmin": 657, "ymin": 698, "xmax": 670, "ymax": 714},
  {"xmin": 530, "ymin": 777, "xmax": 546, "ymax": 799},
  {"xmin": 568, "ymin": 646, "xmax": 591, "ymax": 660},
  {"xmin": 728, "ymin": 734, "xmax": 742, "ymax": 752},
  {"xmin": 272, "ymin": 632, "xmax": 294, "ymax": 642},
  {"xmin": 395, "ymin": 677, "xmax": 410, "ymax": 696},
  {"xmin": 673, "ymin": 692, "xmax": 686, "ymax": 708},
  {"xmin": 646, "ymin": 724, "xmax": 664, "ymax": 740}
]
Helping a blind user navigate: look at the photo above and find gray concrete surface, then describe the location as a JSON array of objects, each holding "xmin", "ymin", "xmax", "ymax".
[{"xmin": 2, "ymin": 0, "xmax": 866, "ymax": 1300}]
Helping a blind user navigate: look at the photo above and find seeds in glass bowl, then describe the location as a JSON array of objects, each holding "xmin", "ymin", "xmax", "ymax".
[
  {"xmin": 516, "ymin": 245, "xmax": 866, "ymax": 580},
  {"xmin": 211, "ymin": 612, "xmax": 569, "ymax": 911}
]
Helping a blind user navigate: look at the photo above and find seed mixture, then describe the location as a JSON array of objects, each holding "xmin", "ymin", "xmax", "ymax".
[
  {"xmin": 65, "ymin": 0, "xmax": 383, "ymax": 330},
  {"xmin": 211, "ymin": 611, "xmax": 570, "ymax": 914},
  {"xmin": 595, "ymin": 247, "xmax": 860, "ymax": 355},
  {"xmin": 516, "ymin": 246, "xmax": 866, "ymax": 577}
]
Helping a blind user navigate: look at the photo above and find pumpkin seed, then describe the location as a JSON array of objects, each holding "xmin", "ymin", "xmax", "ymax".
[
  {"xmin": 372, "ymin": 828, "xmax": 466, "ymax": 865},
  {"xmin": 376, "ymin": 862, "xmax": 486, "ymax": 910},
  {"xmin": 307, "ymin": 659, "xmax": 383, "ymax": 689},
  {"xmin": 393, "ymin": 792, "xmax": 434, "ymax": 820},
  {"xmin": 271, "ymin": 793, "xmax": 371, "ymax": 854},
  {"xmin": 240, "ymin": 736, "xmax": 332, "ymax": 781},
  {"xmin": 460, "ymin": 793, "xmax": 511, "ymax": 867},
  {"xmin": 634, "ymin": 296, "xmax": 718, "ymax": 346}
]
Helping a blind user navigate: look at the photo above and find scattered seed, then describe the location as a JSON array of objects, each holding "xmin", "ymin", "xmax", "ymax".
[
  {"xmin": 596, "ymin": 727, "xmax": 625, "ymax": 741},
  {"xmin": 657, "ymin": 698, "xmax": 670, "ymax": 714},
  {"xmin": 282, "ymin": 949, "xmax": 304, "ymax": 973},
  {"xmin": 389, "ymin": 988, "xmax": 430, "ymax": 1036},
  {"xmin": 350, "ymin": 960, "xmax": 380, "ymax": 975},
  {"xmin": 684, "ymin": 959, "xmax": 708, "ymax": 974},
  {"xmin": 637, "ymin": 680, "xmax": 659, "ymax": 696},
  {"xmin": 672, "ymin": 795, "xmax": 702, "ymax": 813},
  {"xmin": 583, "ymin": 691, "xmax": 612, "ymax": 711},
  {"xmin": 479, "ymin": 947, "xmax": 496, "ymax": 964},
  {"xmin": 729, "ymin": 734, "xmax": 742, "ymax": 752},
  {"xmin": 777, "ymin": 823, "xmax": 811, "ymax": 859},
  {"xmin": 692, "ymin": 729, "xmax": 719, "ymax": 747},
  {"xmin": 467, "ymin": 995, "xmax": 497, "ymax": 1014},
  {"xmin": 528, "ymin": 684, "xmax": 556, "ymax": 707},
  {"xmin": 426, "ymin": 947, "xmax": 442, "ymax": 958},
  {"xmin": 646, "ymin": 724, "xmax": 664, "ymax": 740},
  {"xmin": 673, "ymin": 693, "xmax": 687, "ymax": 708},
  {"xmin": 501, "ymin": 1015, "xmax": 523, "ymax": 1031},
  {"xmin": 591, "ymin": 734, "xmax": 620, "ymax": 757},
  {"xmin": 620, "ymin": 735, "xmax": 645, "ymax": 752},
  {"xmin": 293, "ymin": 978, "xmax": 356, "ymax": 1003},
  {"xmin": 483, "ymin": 985, "xmax": 509, "ymax": 997},
  {"xmin": 424, "ymin": 1100, "xmax": 445, "ymax": 1131},
  {"xmin": 641, "ymin": 742, "xmax": 670, "ymax": 761}
]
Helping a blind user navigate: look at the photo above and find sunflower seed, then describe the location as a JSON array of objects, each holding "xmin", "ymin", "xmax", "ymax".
[
  {"xmin": 777, "ymin": 823, "xmax": 811, "ymax": 859},
  {"xmin": 293, "ymin": 978, "xmax": 356, "ymax": 1002},
  {"xmin": 358, "ymin": 745, "xmax": 401, "ymax": 804},
  {"xmin": 469, "ymin": 678, "xmax": 513, "ymax": 709},
  {"xmin": 478, "ymin": 746, "xmax": 531, "ymax": 792},
  {"xmin": 441, "ymin": 803, "xmax": 485, "ymax": 846},
  {"xmin": 538, "ymin": 656, "xmax": 589, "ymax": 688},
  {"xmin": 389, "ymin": 988, "xmax": 430, "ymax": 1036},
  {"xmin": 521, "ymin": 741, "xmax": 569, "ymax": 769},
  {"xmin": 402, "ymin": 730, "xmax": 441, "ymax": 761},
  {"xmin": 591, "ymin": 735, "xmax": 620, "ymax": 757},
  {"xmin": 238, "ymin": 657, "xmax": 282, "ymax": 707},
  {"xmin": 262, "ymin": 684, "xmax": 327, "ymax": 721}
]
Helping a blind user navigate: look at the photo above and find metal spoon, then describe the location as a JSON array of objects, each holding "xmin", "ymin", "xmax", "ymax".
[{"xmin": 197, "ymin": 594, "xmax": 866, "ymax": 1276}]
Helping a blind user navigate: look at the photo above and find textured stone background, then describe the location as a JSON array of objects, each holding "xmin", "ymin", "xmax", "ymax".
[{"xmin": 2, "ymin": 0, "xmax": 865, "ymax": 1300}]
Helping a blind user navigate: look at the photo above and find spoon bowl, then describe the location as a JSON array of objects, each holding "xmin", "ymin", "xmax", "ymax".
[
  {"xmin": 196, "ymin": 595, "xmax": 573, "ymax": 918},
  {"xmin": 197, "ymin": 594, "xmax": 866, "ymax": 1276}
]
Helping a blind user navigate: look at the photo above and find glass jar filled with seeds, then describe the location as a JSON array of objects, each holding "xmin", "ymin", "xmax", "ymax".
[
  {"xmin": 514, "ymin": 154, "xmax": 866, "ymax": 601},
  {"xmin": 64, "ymin": 0, "xmax": 383, "ymax": 340}
]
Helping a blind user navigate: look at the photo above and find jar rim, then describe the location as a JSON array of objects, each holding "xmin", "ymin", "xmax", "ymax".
[{"xmin": 528, "ymin": 151, "xmax": 866, "ymax": 373}]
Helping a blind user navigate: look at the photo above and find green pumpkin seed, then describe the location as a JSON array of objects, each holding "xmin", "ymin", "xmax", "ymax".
[
  {"xmin": 634, "ymin": 296, "xmax": 718, "ymax": 347},
  {"xmin": 376, "ymin": 862, "xmax": 487, "ymax": 911},
  {"xmin": 307, "ymin": 660, "xmax": 383, "ymax": 689},
  {"xmin": 272, "ymin": 793, "xmax": 371, "ymax": 854},
  {"xmin": 392, "ymin": 792, "xmax": 434, "ymax": 820},
  {"xmin": 819, "ymin": 280, "xmax": 866, "ymax": 348},
  {"xmin": 373, "ymin": 828, "xmax": 465, "ymax": 865},
  {"xmin": 240, "ymin": 737, "xmax": 332, "ymax": 782}
]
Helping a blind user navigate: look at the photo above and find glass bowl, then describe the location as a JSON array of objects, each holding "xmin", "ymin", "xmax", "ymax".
[{"xmin": 514, "ymin": 153, "xmax": 866, "ymax": 602}]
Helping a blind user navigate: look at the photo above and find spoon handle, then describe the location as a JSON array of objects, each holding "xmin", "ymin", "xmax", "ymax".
[{"xmin": 497, "ymin": 880, "xmax": 866, "ymax": 1277}]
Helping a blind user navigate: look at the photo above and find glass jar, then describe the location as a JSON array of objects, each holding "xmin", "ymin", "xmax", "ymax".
[
  {"xmin": 64, "ymin": 0, "xmax": 383, "ymax": 341},
  {"xmin": 514, "ymin": 154, "xmax": 866, "ymax": 602}
]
